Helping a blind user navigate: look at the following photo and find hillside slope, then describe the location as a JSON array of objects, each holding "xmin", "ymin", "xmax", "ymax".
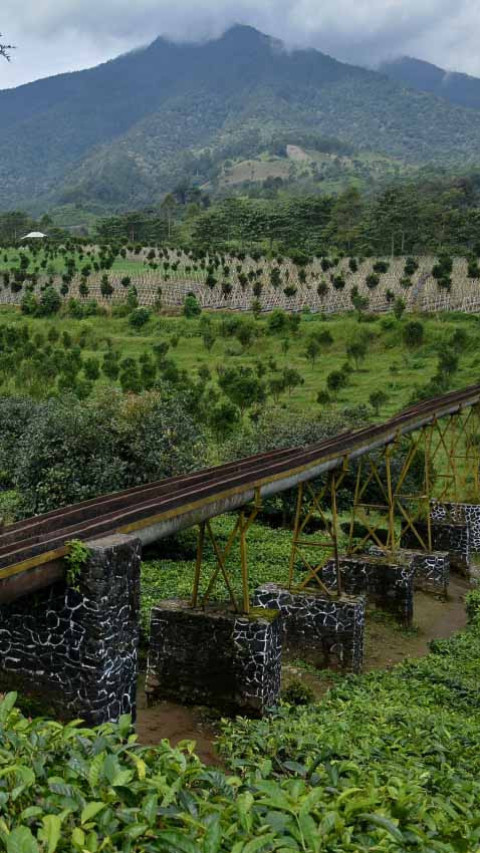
[
  {"xmin": 380, "ymin": 56, "xmax": 480, "ymax": 111},
  {"xmin": 3, "ymin": 26, "xmax": 480, "ymax": 209}
]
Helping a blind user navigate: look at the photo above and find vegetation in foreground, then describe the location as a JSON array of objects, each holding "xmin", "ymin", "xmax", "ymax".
[{"xmin": 0, "ymin": 591, "xmax": 478, "ymax": 851}]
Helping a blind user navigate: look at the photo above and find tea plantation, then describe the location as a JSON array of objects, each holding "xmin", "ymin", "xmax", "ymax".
[{"xmin": 0, "ymin": 590, "xmax": 478, "ymax": 851}]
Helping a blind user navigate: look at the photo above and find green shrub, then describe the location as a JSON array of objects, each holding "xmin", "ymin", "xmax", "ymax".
[
  {"xmin": 128, "ymin": 307, "xmax": 151, "ymax": 328},
  {"xmin": 282, "ymin": 679, "xmax": 315, "ymax": 705},
  {"xmin": 465, "ymin": 585, "xmax": 480, "ymax": 623},
  {"xmin": 183, "ymin": 293, "xmax": 201, "ymax": 318}
]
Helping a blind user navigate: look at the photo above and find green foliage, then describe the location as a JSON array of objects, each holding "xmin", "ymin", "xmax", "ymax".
[
  {"xmin": 465, "ymin": 585, "xmax": 480, "ymax": 623},
  {"xmin": 8, "ymin": 393, "xmax": 205, "ymax": 516},
  {"xmin": 65, "ymin": 539, "xmax": 91, "ymax": 589},
  {"xmin": 369, "ymin": 389, "xmax": 389, "ymax": 415},
  {"xmin": 281, "ymin": 679, "xmax": 315, "ymax": 706},
  {"xmin": 218, "ymin": 366, "xmax": 266, "ymax": 414},
  {"xmin": 183, "ymin": 293, "xmax": 201, "ymax": 318},
  {"xmin": 403, "ymin": 320, "xmax": 424, "ymax": 348},
  {"xmin": 128, "ymin": 308, "xmax": 151, "ymax": 329},
  {"xmin": 219, "ymin": 613, "xmax": 480, "ymax": 851}
]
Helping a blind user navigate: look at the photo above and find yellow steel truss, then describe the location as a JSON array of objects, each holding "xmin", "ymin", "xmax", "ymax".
[
  {"xmin": 288, "ymin": 466, "xmax": 347, "ymax": 596},
  {"xmin": 191, "ymin": 490, "xmax": 261, "ymax": 614},
  {"xmin": 188, "ymin": 406, "xmax": 480, "ymax": 611},
  {"xmin": 348, "ymin": 405, "xmax": 480, "ymax": 556}
]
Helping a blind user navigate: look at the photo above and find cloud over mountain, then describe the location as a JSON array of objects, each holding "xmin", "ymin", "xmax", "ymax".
[{"xmin": 2, "ymin": 0, "xmax": 480, "ymax": 87}]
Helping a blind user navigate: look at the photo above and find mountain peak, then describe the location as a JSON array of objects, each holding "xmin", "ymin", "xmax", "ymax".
[{"xmin": 216, "ymin": 24, "xmax": 280, "ymax": 52}]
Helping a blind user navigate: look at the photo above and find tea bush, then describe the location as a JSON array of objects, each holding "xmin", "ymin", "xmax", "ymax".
[
  {"xmin": 1, "ymin": 609, "xmax": 480, "ymax": 850},
  {"xmin": 219, "ymin": 615, "xmax": 480, "ymax": 851}
]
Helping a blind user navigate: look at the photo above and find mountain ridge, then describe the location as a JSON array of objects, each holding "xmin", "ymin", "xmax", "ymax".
[
  {"xmin": 2, "ymin": 25, "xmax": 480, "ymax": 211},
  {"xmin": 379, "ymin": 55, "xmax": 480, "ymax": 112}
]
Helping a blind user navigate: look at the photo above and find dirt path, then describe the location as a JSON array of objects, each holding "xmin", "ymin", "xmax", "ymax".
[
  {"xmin": 135, "ymin": 578, "xmax": 470, "ymax": 762},
  {"xmin": 364, "ymin": 575, "xmax": 469, "ymax": 670},
  {"xmin": 135, "ymin": 676, "xmax": 221, "ymax": 764}
]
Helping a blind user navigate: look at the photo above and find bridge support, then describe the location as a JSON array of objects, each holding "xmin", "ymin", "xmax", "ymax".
[
  {"xmin": 322, "ymin": 555, "xmax": 415, "ymax": 625},
  {"xmin": 428, "ymin": 502, "xmax": 480, "ymax": 576},
  {"xmin": 0, "ymin": 534, "xmax": 141, "ymax": 725},
  {"xmin": 368, "ymin": 546, "xmax": 450, "ymax": 597},
  {"xmin": 402, "ymin": 520, "xmax": 470, "ymax": 576},
  {"xmin": 145, "ymin": 601, "xmax": 281, "ymax": 715},
  {"xmin": 252, "ymin": 584, "xmax": 365, "ymax": 673}
]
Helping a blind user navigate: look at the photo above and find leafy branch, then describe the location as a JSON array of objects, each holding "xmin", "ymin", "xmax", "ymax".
[
  {"xmin": 65, "ymin": 539, "xmax": 91, "ymax": 590},
  {"xmin": 0, "ymin": 34, "xmax": 15, "ymax": 62}
]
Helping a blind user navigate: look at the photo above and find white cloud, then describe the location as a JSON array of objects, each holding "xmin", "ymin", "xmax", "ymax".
[{"xmin": 2, "ymin": 0, "xmax": 480, "ymax": 88}]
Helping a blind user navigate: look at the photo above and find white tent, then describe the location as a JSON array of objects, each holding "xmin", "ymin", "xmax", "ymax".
[{"xmin": 21, "ymin": 231, "xmax": 47, "ymax": 240}]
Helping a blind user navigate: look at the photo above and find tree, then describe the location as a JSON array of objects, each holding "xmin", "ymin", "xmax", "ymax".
[
  {"xmin": 369, "ymin": 390, "xmax": 389, "ymax": 416},
  {"xmin": 0, "ymin": 34, "xmax": 14, "ymax": 61},
  {"xmin": 209, "ymin": 400, "xmax": 240, "ymax": 441},
  {"xmin": 403, "ymin": 321, "xmax": 424, "ymax": 348},
  {"xmin": 393, "ymin": 297, "xmax": 406, "ymax": 320},
  {"xmin": 282, "ymin": 367, "xmax": 304, "ymax": 396},
  {"xmin": 84, "ymin": 357, "xmax": 100, "ymax": 382},
  {"xmin": 218, "ymin": 366, "xmax": 267, "ymax": 415},
  {"xmin": 183, "ymin": 294, "xmax": 201, "ymax": 318},
  {"xmin": 161, "ymin": 194, "xmax": 177, "ymax": 239},
  {"xmin": 305, "ymin": 338, "xmax": 321, "ymax": 365},
  {"xmin": 346, "ymin": 339, "xmax": 367, "ymax": 370},
  {"xmin": 13, "ymin": 394, "xmax": 205, "ymax": 516},
  {"xmin": 128, "ymin": 308, "xmax": 151, "ymax": 329},
  {"xmin": 326, "ymin": 370, "xmax": 347, "ymax": 396},
  {"xmin": 267, "ymin": 309, "xmax": 288, "ymax": 334},
  {"xmin": 438, "ymin": 348, "xmax": 458, "ymax": 377},
  {"xmin": 38, "ymin": 287, "xmax": 61, "ymax": 317}
]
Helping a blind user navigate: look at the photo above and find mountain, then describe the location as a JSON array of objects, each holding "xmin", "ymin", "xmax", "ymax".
[
  {"xmin": 3, "ymin": 25, "xmax": 480, "ymax": 210},
  {"xmin": 379, "ymin": 56, "xmax": 480, "ymax": 112}
]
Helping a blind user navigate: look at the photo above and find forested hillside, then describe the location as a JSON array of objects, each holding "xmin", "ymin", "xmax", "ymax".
[
  {"xmin": 380, "ymin": 56, "xmax": 480, "ymax": 112},
  {"xmin": 4, "ymin": 26, "xmax": 480, "ymax": 210}
]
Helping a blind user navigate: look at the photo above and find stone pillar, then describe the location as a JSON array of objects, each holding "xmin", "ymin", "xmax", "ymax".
[
  {"xmin": 0, "ymin": 534, "xmax": 141, "ymax": 726},
  {"xmin": 145, "ymin": 602, "xmax": 282, "ymax": 716},
  {"xmin": 368, "ymin": 546, "xmax": 450, "ymax": 596},
  {"xmin": 430, "ymin": 501, "xmax": 480, "ymax": 574},
  {"xmin": 402, "ymin": 520, "xmax": 470, "ymax": 576},
  {"xmin": 322, "ymin": 555, "xmax": 415, "ymax": 625},
  {"xmin": 252, "ymin": 584, "xmax": 365, "ymax": 673}
]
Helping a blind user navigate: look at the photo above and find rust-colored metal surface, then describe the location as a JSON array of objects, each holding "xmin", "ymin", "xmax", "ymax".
[{"xmin": 0, "ymin": 383, "xmax": 479, "ymax": 601}]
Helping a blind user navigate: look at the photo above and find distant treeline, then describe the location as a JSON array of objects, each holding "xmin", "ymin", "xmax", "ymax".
[
  {"xmin": 93, "ymin": 172, "xmax": 480, "ymax": 256},
  {"xmin": 5, "ymin": 171, "xmax": 480, "ymax": 257}
]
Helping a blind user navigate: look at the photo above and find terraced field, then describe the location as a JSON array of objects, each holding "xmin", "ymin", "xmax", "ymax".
[{"xmin": 1, "ymin": 245, "xmax": 480, "ymax": 315}]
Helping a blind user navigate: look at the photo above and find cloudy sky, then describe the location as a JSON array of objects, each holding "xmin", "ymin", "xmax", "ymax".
[{"xmin": 1, "ymin": 0, "xmax": 479, "ymax": 89}]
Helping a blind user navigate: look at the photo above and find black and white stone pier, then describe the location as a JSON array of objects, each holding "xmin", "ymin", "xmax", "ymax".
[
  {"xmin": 402, "ymin": 518, "xmax": 470, "ymax": 576},
  {"xmin": 145, "ymin": 601, "xmax": 282, "ymax": 716},
  {"xmin": 252, "ymin": 584, "xmax": 365, "ymax": 673},
  {"xmin": 322, "ymin": 555, "xmax": 415, "ymax": 625},
  {"xmin": 368, "ymin": 546, "xmax": 450, "ymax": 597},
  {"xmin": 429, "ymin": 502, "xmax": 480, "ymax": 575},
  {"xmin": 0, "ymin": 533, "xmax": 141, "ymax": 725}
]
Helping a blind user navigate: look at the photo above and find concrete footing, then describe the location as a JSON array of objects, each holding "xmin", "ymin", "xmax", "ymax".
[
  {"xmin": 145, "ymin": 601, "xmax": 282, "ymax": 716},
  {"xmin": 252, "ymin": 583, "xmax": 365, "ymax": 673},
  {"xmin": 402, "ymin": 521, "xmax": 470, "ymax": 576},
  {"xmin": 368, "ymin": 546, "xmax": 450, "ymax": 596},
  {"xmin": 322, "ymin": 555, "xmax": 415, "ymax": 625},
  {"xmin": 429, "ymin": 502, "xmax": 480, "ymax": 576},
  {"xmin": 0, "ymin": 534, "xmax": 141, "ymax": 725}
]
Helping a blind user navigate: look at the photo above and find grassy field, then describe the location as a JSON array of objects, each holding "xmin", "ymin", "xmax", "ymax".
[
  {"xmin": 0, "ymin": 304, "xmax": 477, "ymax": 417},
  {"xmin": 0, "ymin": 247, "xmax": 148, "ymax": 276}
]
